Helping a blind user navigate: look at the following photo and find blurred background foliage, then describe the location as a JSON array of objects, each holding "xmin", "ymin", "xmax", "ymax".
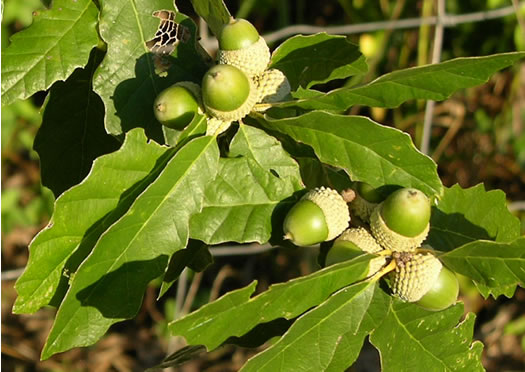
[{"xmin": 2, "ymin": 0, "xmax": 525, "ymax": 371}]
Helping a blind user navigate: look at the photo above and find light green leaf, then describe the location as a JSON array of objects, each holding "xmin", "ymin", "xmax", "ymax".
[
  {"xmin": 169, "ymin": 255, "xmax": 373, "ymax": 350},
  {"xmin": 269, "ymin": 33, "xmax": 367, "ymax": 91},
  {"xmin": 278, "ymin": 52, "xmax": 525, "ymax": 111},
  {"xmin": 41, "ymin": 136, "xmax": 220, "ymax": 359},
  {"xmin": 229, "ymin": 124, "xmax": 302, "ymax": 185},
  {"xmin": 240, "ymin": 281, "xmax": 375, "ymax": 372},
  {"xmin": 255, "ymin": 111, "xmax": 443, "ymax": 197},
  {"xmin": 370, "ymin": 301, "xmax": 484, "ymax": 372},
  {"xmin": 427, "ymin": 184, "xmax": 521, "ymax": 252},
  {"xmin": 439, "ymin": 237, "xmax": 525, "ymax": 298},
  {"xmin": 189, "ymin": 125, "xmax": 302, "ymax": 244},
  {"xmin": 13, "ymin": 129, "xmax": 166, "ymax": 315},
  {"xmin": 1, "ymin": 0, "xmax": 99, "ymax": 105},
  {"xmin": 324, "ymin": 285, "xmax": 391, "ymax": 371},
  {"xmin": 189, "ymin": 0, "xmax": 231, "ymax": 37},
  {"xmin": 93, "ymin": 0, "xmax": 208, "ymax": 139}
]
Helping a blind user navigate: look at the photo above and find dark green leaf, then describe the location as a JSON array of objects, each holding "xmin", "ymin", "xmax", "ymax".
[
  {"xmin": 146, "ymin": 345, "xmax": 207, "ymax": 371},
  {"xmin": 255, "ymin": 111, "xmax": 443, "ymax": 197},
  {"xmin": 93, "ymin": 1, "xmax": 209, "ymax": 139},
  {"xmin": 240, "ymin": 281, "xmax": 375, "ymax": 371},
  {"xmin": 1, "ymin": 0, "xmax": 99, "ymax": 105},
  {"xmin": 295, "ymin": 157, "xmax": 352, "ymax": 192},
  {"xmin": 169, "ymin": 255, "xmax": 372, "ymax": 350},
  {"xmin": 158, "ymin": 240, "xmax": 213, "ymax": 298},
  {"xmin": 269, "ymin": 33, "xmax": 367, "ymax": 91},
  {"xmin": 34, "ymin": 48, "xmax": 121, "ymax": 197},
  {"xmin": 226, "ymin": 318, "xmax": 295, "ymax": 348},
  {"xmin": 277, "ymin": 52, "xmax": 525, "ymax": 111},
  {"xmin": 427, "ymin": 184, "xmax": 521, "ymax": 252},
  {"xmin": 41, "ymin": 136, "xmax": 219, "ymax": 359},
  {"xmin": 189, "ymin": 125, "xmax": 302, "ymax": 244},
  {"xmin": 370, "ymin": 301, "xmax": 484, "ymax": 372},
  {"xmin": 189, "ymin": 0, "xmax": 231, "ymax": 37},
  {"xmin": 439, "ymin": 237, "xmax": 525, "ymax": 298},
  {"xmin": 13, "ymin": 129, "xmax": 166, "ymax": 315}
]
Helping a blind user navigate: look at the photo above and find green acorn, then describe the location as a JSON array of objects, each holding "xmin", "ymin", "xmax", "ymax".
[
  {"xmin": 370, "ymin": 188, "xmax": 431, "ymax": 252},
  {"xmin": 253, "ymin": 68, "xmax": 291, "ymax": 107},
  {"xmin": 349, "ymin": 182, "xmax": 385, "ymax": 223},
  {"xmin": 389, "ymin": 252, "xmax": 459, "ymax": 310},
  {"xmin": 416, "ymin": 264, "xmax": 459, "ymax": 311},
  {"xmin": 153, "ymin": 82, "xmax": 202, "ymax": 130},
  {"xmin": 283, "ymin": 187, "xmax": 350, "ymax": 247},
  {"xmin": 201, "ymin": 64, "xmax": 257, "ymax": 122},
  {"xmin": 217, "ymin": 18, "xmax": 270, "ymax": 77}
]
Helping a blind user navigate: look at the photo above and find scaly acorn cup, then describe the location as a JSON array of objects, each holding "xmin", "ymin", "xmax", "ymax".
[
  {"xmin": 333, "ymin": 227, "xmax": 383, "ymax": 255},
  {"xmin": 206, "ymin": 117, "xmax": 232, "ymax": 136},
  {"xmin": 253, "ymin": 68, "xmax": 291, "ymax": 108},
  {"xmin": 370, "ymin": 188, "xmax": 431, "ymax": 252},
  {"xmin": 326, "ymin": 227, "xmax": 386, "ymax": 276},
  {"xmin": 283, "ymin": 187, "xmax": 350, "ymax": 247},
  {"xmin": 153, "ymin": 82, "xmax": 202, "ymax": 130},
  {"xmin": 217, "ymin": 18, "xmax": 270, "ymax": 77},
  {"xmin": 389, "ymin": 252, "xmax": 443, "ymax": 303},
  {"xmin": 349, "ymin": 182, "xmax": 385, "ymax": 223},
  {"xmin": 201, "ymin": 64, "xmax": 257, "ymax": 122}
]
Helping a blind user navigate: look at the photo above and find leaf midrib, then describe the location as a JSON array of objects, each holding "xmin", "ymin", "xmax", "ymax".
[
  {"xmin": 44, "ymin": 138, "xmax": 215, "ymax": 354},
  {"xmin": 245, "ymin": 283, "xmax": 373, "ymax": 371},
  {"xmin": 276, "ymin": 113, "xmax": 440, "ymax": 195}
]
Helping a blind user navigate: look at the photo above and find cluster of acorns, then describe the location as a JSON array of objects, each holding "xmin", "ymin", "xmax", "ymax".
[
  {"xmin": 153, "ymin": 17, "xmax": 291, "ymax": 135},
  {"xmin": 283, "ymin": 184, "xmax": 459, "ymax": 311}
]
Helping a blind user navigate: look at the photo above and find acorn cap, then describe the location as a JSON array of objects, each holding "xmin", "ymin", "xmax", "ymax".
[
  {"xmin": 349, "ymin": 193, "xmax": 378, "ymax": 223},
  {"xmin": 370, "ymin": 204, "xmax": 429, "ymax": 252},
  {"xmin": 174, "ymin": 81, "xmax": 203, "ymax": 105},
  {"xmin": 390, "ymin": 252, "xmax": 443, "ymax": 302},
  {"xmin": 303, "ymin": 187, "xmax": 350, "ymax": 241},
  {"xmin": 206, "ymin": 117, "xmax": 232, "ymax": 136},
  {"xmin": 254, "ymin": 68, "xmax": 291, "ymax": 104},
  {"xmin": 217, "ymin": 36, "xmax": 270, "ymax": 77},
  {"xmin": 335, "ymin": 227, "xmax": 383, "ymax": 254}
]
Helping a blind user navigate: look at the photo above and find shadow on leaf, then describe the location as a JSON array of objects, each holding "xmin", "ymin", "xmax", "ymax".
[
  {"xmin": 76, "ymin": 255, "xmax": 169, "ymax": 318},
  {"xmin": 427, "ymin": 208, "xmax": 492, "ymax": 252}
]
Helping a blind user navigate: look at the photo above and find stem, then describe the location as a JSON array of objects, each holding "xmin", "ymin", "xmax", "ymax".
[{"xmin": 368, "ymin": 258, "xmax": 397, "ymax": 282}]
